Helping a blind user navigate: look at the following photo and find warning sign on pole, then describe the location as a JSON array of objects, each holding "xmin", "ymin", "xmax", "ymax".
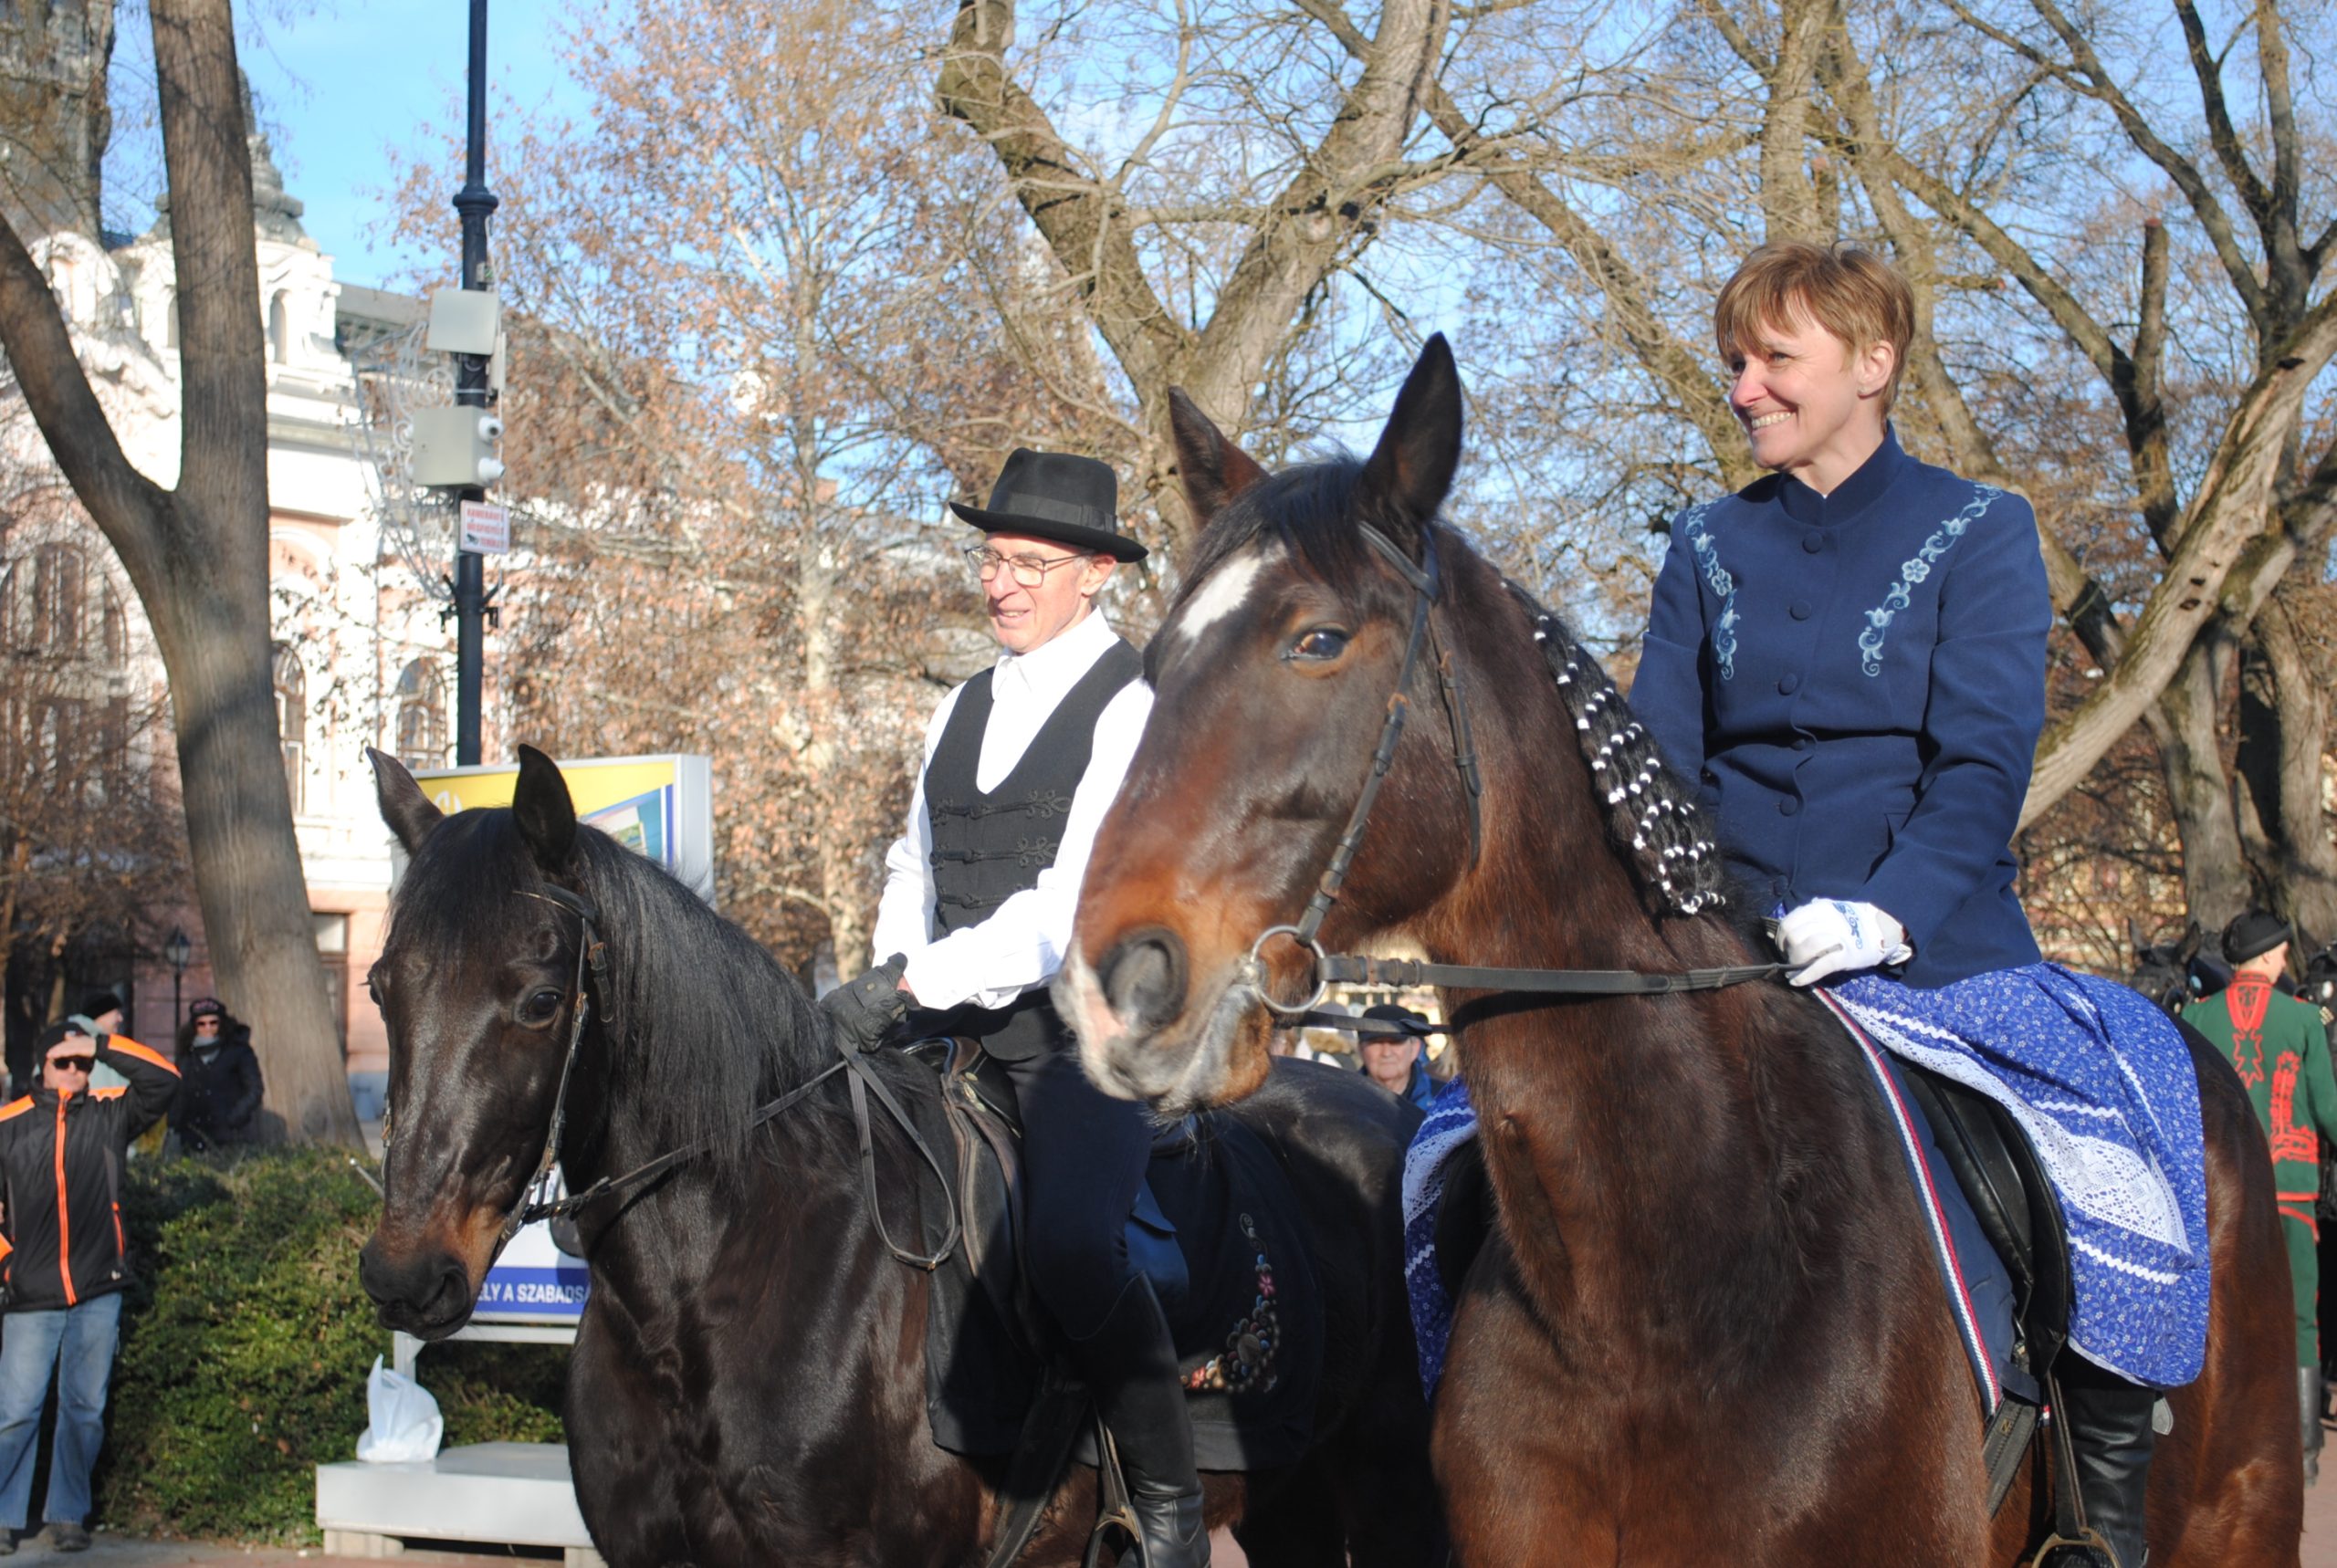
[{"xmin": 459, "ymin": 500, "xmax": 510, "ymax": 555}]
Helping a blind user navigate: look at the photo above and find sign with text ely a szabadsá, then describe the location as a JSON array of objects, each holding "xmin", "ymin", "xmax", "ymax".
[{"xmin": 406, "ymin": 753, "xmax": 715, "ymax": 1322}]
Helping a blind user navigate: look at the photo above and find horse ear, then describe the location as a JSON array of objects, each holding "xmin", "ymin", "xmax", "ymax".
[
  {"xmin": 1168, "ymin": 388, "xmax": 1268, "ymax": 528},
  {"xmin": 1357, "ymin": 334, "xmax": 1463, "ymax": 535},
  {"xmin": 512, "ymin": 745, "xmax": 578, "ymax": 871},
  {"xmin": 370, "ymin": 747, "xmax": 444, "ymax": 854}
]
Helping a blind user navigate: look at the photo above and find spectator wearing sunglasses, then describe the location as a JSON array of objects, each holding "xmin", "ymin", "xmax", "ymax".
[
  {"xmin": 173, "ymin": 999, "xmax": 264, "ymax": 1152},
  {"xmin": 0, "ymin": 1019, "xmax": 178, "ymax": 1552}
]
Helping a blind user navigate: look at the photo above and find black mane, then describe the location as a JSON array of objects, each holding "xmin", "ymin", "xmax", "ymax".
[{"xmin": 391, "ymin": 809, "xmax": 839, "ymax": 1186}]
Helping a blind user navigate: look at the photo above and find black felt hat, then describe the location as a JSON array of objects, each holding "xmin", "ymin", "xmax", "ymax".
[
  {"xmin": 949, "ymin": 449, "xmax": 1147, "ymax": 562},
  {"xmin": 36, "ymin": 1019, "xmax": 90, "ymax": 1054},
  {"xmin": 2222, "ymin": 909, "xmax": 2291, "ymax": 965}
]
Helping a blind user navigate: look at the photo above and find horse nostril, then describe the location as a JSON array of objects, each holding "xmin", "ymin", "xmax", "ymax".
[{"xmin": 1103, "ymin": 928, "xmax": 1187, "ymax": 1031}]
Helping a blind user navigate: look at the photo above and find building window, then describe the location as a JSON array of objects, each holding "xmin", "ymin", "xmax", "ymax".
[
  {"xmin": 99, "ymin": 585, "xmax": 125, "ymax": 666},
  {"xmin": 395, "ymin": 658, "xmax": 445, "ymax": 773},
  {"xmin": 31, "ymin": 543, "xmax": 85, "ymax": 653},
  {"xmin": 315, "ymin": 913, "xmax": 350, "ymax": 1059},
  {"xmin": 274, "ymin": 643, "xmax": 306, "ymax": 813},
  {"xmin": 268, "ymin": 292, "xmax": 291, "ymax": 364}
]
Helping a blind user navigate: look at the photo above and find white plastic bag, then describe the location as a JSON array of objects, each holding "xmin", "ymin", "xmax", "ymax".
[{"xmin": 356, "ymin": 1355, "xmax": 444, "ymax": 1463}]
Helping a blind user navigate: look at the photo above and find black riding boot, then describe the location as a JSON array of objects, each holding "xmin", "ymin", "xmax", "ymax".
[
  {"xmin": 2302, "ymin": 1365, "xmax": 2324, "ymax": 1486},
  {"xmin": 1073, "ymin": 1279, "xmax": 1210, "ymax": 1568},
  {"xmin": 2059, "ymin": 1364, "xmax": 2157, "ymax": 1568}
]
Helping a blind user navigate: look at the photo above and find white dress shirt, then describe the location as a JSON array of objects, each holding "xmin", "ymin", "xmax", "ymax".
[{"xmin": 871, "ymin": 609, "xmax": 1154, "ymax": 1011}]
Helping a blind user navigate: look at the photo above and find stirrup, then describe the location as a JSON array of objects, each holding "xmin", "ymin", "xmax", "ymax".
[
  {"xmin": 2028, "ymin": 1525, "xmax": 2120, "ymax": 1567},
  {"xmin": 1083, "ymin": 1417, "xmax": 1144, "ymax": 1568}
]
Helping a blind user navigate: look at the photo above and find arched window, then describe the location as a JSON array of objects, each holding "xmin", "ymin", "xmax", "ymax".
[
  {"xmin": 268, "ymin": 292, "xmax": 291, "ymax": 364},
  {"xmin": 395, "ymin": 658, "xmax": 445, "ymax": 773},
  {"xmin": 274, "ymin": 643, "xmax": 306, "ymax": 813}
]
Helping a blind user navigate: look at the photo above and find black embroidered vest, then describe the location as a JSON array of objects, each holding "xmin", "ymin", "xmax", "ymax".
[{"xmin": 917, "ymin": 637, "xmax": 1141, "ymax": 1059}]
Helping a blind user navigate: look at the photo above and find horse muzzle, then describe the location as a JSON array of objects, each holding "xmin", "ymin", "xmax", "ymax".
[
  {"xmin": 1056, "ymin": 932, "xmax": 1272, "ymax": 1113},
  {"xmin": 358, "ymin": 1234, "xmax": 481, "ymax": 1340}
]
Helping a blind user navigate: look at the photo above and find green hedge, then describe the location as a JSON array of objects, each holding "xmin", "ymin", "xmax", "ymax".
[{"xmin": 89, "ymin": 1148, "xmax": 565, "ymax": 1544}]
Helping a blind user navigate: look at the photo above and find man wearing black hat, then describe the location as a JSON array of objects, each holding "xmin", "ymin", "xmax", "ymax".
[
  {"xmin": 822, "ymin": 451, "xmax": 1209, "ymax": 1564},
  {"xmin": 2183, "ymin": 909, "xmax": 2337, "ymax": 1480}
]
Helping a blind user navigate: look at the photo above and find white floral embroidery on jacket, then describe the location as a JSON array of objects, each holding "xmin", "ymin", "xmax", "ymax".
[{"xmin": 1857, "ymin": 485, "xmax": 2002, "ymax": 676}]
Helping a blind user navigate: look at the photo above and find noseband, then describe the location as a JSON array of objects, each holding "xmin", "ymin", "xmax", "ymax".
[{"xmin": 1238, "ymin": 521, "xmax": 1784, "ymax": 1026}]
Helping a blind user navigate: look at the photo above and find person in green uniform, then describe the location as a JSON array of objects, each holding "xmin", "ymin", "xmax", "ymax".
[{"xmin": 2183, "ymin": 908, "xmax": 2337, "ymax": 1481}]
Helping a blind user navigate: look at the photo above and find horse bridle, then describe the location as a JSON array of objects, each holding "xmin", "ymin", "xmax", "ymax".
[
  {"xmin": 385, "ymin": 881, "xmax": 959, "ymax": 1272},
  {"xmin": 1237, "ymin": 520, "xmax": 1786, "ymax": 1026}
]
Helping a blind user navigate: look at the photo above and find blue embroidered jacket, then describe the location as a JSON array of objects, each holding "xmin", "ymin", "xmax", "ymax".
[{"xmin": 1632, "ymin": 428, "xmax": 2053, "ymax": 988}]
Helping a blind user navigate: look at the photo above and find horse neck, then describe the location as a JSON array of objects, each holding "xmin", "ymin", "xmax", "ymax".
[{"xmin": 1411, "ymin": 599, "xmax": 1853, "ymax": 1367}]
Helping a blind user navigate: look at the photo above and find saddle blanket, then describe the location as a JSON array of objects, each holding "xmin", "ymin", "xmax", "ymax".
[
  {"xmin": 1399, "ymin": 1064, "xmax": 2021, "ymax": 1411},
  {"xmin": 1400, "ymin": 963, "xmax": 2207, "ymax": 1398},
  {"xmin": 1829, "ymin": 965, "xmax": 2208, "ymax": 1390}
]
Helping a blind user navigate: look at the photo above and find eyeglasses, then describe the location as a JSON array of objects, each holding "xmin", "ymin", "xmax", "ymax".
[
  {"xmin": 962, "ymin": 546, "xmax": 1089, "ymax": 588},
  {"xmin": 47, "ymin": 1056, "xmax": 93, "ymax": 1075},
  {"xmin": 193, "ymin": 1018, "xmax": 222, "ymax": 1030}
]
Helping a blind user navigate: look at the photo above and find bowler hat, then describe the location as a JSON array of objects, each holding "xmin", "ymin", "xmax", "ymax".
[
  {"xmin": 2222, "ymin": 909, "xmax": 2291, "ymax": 965},
  {"xmin": 949, "ymin": 449, "xmax": 1147, "ymax": 562}
]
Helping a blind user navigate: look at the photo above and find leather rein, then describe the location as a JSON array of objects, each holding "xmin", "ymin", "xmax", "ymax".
[
  {"xmin": 383, "ymin": 882, "xmax": 960, "ymax": 1273},
  {"xmin": 1239, "ymin": 521, "xmax": 1786, "ymax": 1030}
]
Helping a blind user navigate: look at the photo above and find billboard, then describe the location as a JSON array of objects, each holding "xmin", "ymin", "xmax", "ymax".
[
  {"xmin": 413, "ymin": 754, "xmax": 715, "ymax": 904},
  {"xmin": 406, "ymin": 754, "xmax": 715, "ymax": 1324}
]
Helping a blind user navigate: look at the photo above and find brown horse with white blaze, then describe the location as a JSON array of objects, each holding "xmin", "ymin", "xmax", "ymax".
[{"xmin": 1058, "ymin": 336, "xmax": 2301, "ymax": 1565}]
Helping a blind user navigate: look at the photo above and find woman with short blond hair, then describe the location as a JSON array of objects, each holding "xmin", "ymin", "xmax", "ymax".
[{"xmin": 1634, "ymin": 241, "xmax": 2206, "ymax": 1568}]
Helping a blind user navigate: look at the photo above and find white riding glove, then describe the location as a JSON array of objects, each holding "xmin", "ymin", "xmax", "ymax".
[{"xmin": 1776, "ymin": 899, "xmax": 1913, "ymax": 988}]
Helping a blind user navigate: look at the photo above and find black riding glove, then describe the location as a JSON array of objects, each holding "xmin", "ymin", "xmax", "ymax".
[{"xmin": 823, "ymin": 954, "xmax": 912, "ymax": 1053}]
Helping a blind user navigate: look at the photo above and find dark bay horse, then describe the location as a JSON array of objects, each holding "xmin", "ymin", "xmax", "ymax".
[
  {"xmin": 355, "ymin": 747, "xmax": 1439, "ymax": 1568},
  {"xmin": 1057, "ymin": 338, "xmax": 2301, "ymax": 1564}
]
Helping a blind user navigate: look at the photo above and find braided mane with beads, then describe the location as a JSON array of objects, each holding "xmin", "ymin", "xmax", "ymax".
[{"xmin": 1505, "ymin": 580, "xmax": 1728, "ymax": 918}]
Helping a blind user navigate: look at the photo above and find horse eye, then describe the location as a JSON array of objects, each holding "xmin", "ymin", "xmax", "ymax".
[
  {"xmin": 519, "ymin": 988, "xmax": 564, "ymax": 1025},
  {"xmin": 1289, "ymin": 628, "xmax": 1349, "ymax": 662}
]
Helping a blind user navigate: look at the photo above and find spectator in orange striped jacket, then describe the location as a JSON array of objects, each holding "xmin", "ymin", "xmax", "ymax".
[{"xmin": 0, "ymin": 1019, "xmax": 178, "ymax": 1552}]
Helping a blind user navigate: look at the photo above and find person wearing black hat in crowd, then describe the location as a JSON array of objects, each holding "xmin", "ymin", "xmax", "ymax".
[
  {"xmin": 1356, "ymin": 1005, "xmax": 1440, "ymax": 1111},
  {"xmin": 2183, "ymin": 909, "xmax": 2337, "ymax": 1480},
  {"xmin": 0, "ymin": 1017, "xmax": 179, "ymax": 1551},
  {"xmin": 173, "ymin": 998, "xmax": 264, "ymax": 1152},
  {"xmin": 818, "ymin": 450, "xmax": 1208, "ymax": 1564}
]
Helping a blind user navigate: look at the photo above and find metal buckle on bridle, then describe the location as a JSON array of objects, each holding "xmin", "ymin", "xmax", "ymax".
[{"xmin": 1244, "ymin": 925, "xmax": 1332, "ymax": 1017}]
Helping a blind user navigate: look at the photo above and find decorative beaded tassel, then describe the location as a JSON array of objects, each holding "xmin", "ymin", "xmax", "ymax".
[{"xmin": 1519, "ymin": 586, "xmax": 1726, "ymax": 917}]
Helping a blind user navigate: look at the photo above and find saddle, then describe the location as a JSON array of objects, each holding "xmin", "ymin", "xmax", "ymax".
[
  {"xmin": 1892, "ymin": 1059, "xmax": 2073, "ymax": 1514},
  {"xmin": 896, "ymin": 1038, "xmax": 1325, "ymax": 1565}
]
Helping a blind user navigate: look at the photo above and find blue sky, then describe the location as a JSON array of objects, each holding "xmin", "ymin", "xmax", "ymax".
[{"xmin": 108, "ymin": 0, "xmax": 588, "ymax": 292}]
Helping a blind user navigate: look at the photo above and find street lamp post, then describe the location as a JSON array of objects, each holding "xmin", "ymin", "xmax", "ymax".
[
  {"xmin": 163, "ymin": 926, "xmax": 192, "ymax": 1030},
  {"xmin": 450, "ymin": 0, "xmax": 497, "ymax": 767}
]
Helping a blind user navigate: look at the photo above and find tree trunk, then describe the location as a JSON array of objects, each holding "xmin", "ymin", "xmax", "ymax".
[
  {"xmin": 2154, "ymin": 632, "xmax": 2253, "ymax": 931},
  {"xmin": 2237, "ymin": 592, "xmax": 2337, "ymax": 948},
  {"xmin": 0, "ymin": 0, "xmax": 357, "ymax": 1145}
]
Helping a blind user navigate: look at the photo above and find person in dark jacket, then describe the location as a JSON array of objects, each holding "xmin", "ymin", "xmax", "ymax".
[
  {"xmin": 1357, "ymin": 1005, "xmax": 1440, "ymax": 1110},
  {"xmin": 0, "ymin": 1019, "xmax": 178, "ymax": 1551},
  {"xmin": 173, "ymin": 998, "xmax": 263, "ymax": 1151}
]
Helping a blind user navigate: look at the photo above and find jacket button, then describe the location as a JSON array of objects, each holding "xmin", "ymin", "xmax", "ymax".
[
  {"xmin": 1790, "ymin": 601, "xmax": 1812, "ymax": 621},
  {"xmin": 1802, "ymin": 532, "xmax": 1824, "ymax": 554},
  {"xmin": 1794, "ymin": 736, "xmax": 1814, "ymax": 751},
  {"xmin": 1779, "ymin": 671, "xmax": 1802, "ymax": 695},
  {"xmin": 1778, "ymin": 798, "xmax": 1801, "ymax": 816}
]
